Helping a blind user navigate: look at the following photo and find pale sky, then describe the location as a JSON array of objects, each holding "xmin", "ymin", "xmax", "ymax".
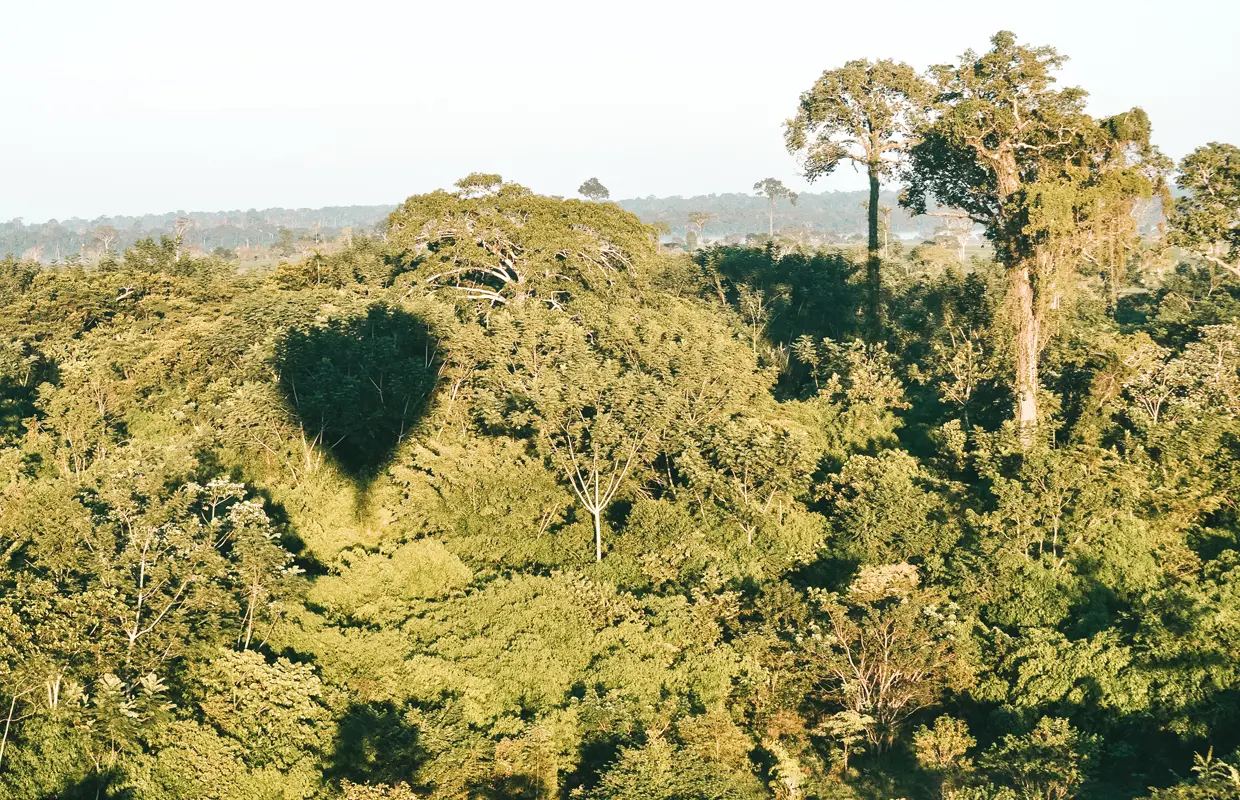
[{"xmin": 3, "ymin": 0, "xmax": 1237, "ymax": 222}]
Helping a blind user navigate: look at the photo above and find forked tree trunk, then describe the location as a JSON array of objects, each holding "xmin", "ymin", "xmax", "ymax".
[{"xmin": 866, "ymin": 165, "xmax": 883, "ymax": 339}]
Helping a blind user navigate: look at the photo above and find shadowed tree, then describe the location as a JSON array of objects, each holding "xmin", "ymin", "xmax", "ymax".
[
  {"xmin": 785, "ymin": 58, "xmax": 930, "ymax": 337},
  {"xmin": 578, "ymin": 177, "xmax": 611, "ymax": 201},
  {"xmin": 753, "ymin": 178, "xmax": 798, "ymax": 238},
  {"xmin": 329, "ymin": 702, "xmax": 427, "ymax": 788}
]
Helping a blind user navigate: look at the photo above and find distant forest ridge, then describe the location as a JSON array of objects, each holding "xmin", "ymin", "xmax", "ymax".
[
  {"xmin": 1, "ymin": 189, "xmax": 1166, "ymax": 261},
  {"xmin": 0, "ymin": 205, "xmax": 396, "ymax": 262},
  {"xmin": 619, "ymin": 190, "xmax": 939, "ymax": 239}
]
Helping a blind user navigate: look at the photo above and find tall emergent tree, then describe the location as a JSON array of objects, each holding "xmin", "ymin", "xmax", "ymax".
[
  {"xmin": 903, "ymin": 31, "xmax": 1160, "ymax": 434},
  {"xmin": 785, "ymin": 59, "xmax": 930, "ymax": 337},
  {"xmin": 1168, "ymin": 142, "xmax": 1240, "ymax": 279},
  {"xmin": 752, "ymin": 178, "xmax": 798, "ymax": 238},
  {"xmin": 578, "ymin": 177, "xmax": 611, "ymax": 201}
]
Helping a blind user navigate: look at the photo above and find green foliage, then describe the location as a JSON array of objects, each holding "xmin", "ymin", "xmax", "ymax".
[
  {"xmin": 980, "ymin": 717, "xmax": 1095, "ymax": 800},
  {"xmin": 1, "ymin": 73, "xmax": 1239, "ymax": 799},
  {"xmin": 191, "ymin": 649, "xmax": 331, "ymax": 770},
  {"xmin": 823, "ymin": 449, "xmax": 955, "ymax": 567},
  {"xmin": 785, "ymin": 59, "xmax": 929, "ymax": 183},
  {"xmin": 387, "ymin": 177, "xmax": 656, "ymax": 313},
  {"xmin": 587, "ymin": 734, "xmax": 763, "ymax": 800},
  {"xmin": 914, "ymin": 716, "xmax": 976, "ymax": 798},
  {"xmin": 1144, "ymin": 749, "xmax": 1240, "ymax": 799},
  {"xmin": 1168, "ymin": 143, "xmax": 1240, "ymax": 277}
]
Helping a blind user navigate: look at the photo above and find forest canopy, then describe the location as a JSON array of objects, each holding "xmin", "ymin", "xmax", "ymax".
[{"xmin": 1, "ymin": 29, "xmax": 1240, "ymax": 800}]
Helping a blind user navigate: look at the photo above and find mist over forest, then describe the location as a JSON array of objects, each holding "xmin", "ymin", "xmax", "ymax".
[{"xmin": 2, "ymin": 28, "xmax": 1240, "ymax": 800}]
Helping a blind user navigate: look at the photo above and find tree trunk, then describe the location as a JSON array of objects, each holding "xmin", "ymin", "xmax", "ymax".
[
  {"xmin": 769, "ymin": 198, "xmax": 775, "ymax": 238},
  {"xmin": 1011, "ymin": 262, "xmax": 1039, "ymax": 436},
  {"xmin": 593, "ymin": 510, "xmax": 603, "ymax": 562},
  {"xmin": 990, "ymin": 151, "xmax": 1040, "ymax": 439},
  {"xmin": 866, "ymin": 165, "xmax": 883, "ymax": 339},
  {"xmin": 0, "ymin": 693, "xmax": 18, "ymax": 770}
]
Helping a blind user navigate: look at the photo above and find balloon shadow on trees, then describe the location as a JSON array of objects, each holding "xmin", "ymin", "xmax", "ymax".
[
  {"xmin": 50, "ymin": 770, "xmax": 133, "ymax": 800},
  {"xmin": 274, "ymin": 304, "xmax": 439, "ymax": 490},
  {"xmin": 0, "ymin": 349, "xmax": 54, "ymax": 441},
  {"xmin": 327, "ymin": 701, "xmax": 429, "ymax": 789}
]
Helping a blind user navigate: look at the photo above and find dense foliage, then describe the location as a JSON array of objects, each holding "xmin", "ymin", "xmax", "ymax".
[{"xmin": 1, "ymin": 30, "xmax": 1239, "ymax": 800}]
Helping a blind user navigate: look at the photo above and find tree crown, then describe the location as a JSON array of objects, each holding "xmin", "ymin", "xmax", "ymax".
[
  {"xmin": 579, "ymin": 177, "xmax": 611, "ymax": 201},
  {"xmin": 785, "ymin": 58, "xmax": 931, "ymax": 181}
]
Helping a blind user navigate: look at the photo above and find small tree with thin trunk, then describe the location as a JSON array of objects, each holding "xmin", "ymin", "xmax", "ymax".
[
  {"xmin": 818, "ymin": 710, "xmax": 874, "ymax": 777},
  {"xmin": 538, "ymin": 360, "xmax": 662, "ymax": 562},
  {"xmin": 753, "ymin": 178, "xmax": 797, "ymax": 238},
  {"xmin": 785, "ymin": 59, "xmax": 930, "ymax": 338},
  {"xmin": 172, "ymin": 217, "xmax": 192, "ymax": 262}
]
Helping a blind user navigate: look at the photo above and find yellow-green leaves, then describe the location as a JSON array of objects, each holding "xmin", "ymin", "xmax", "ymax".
[{"xmin": 387, "ymin": 180, "xmax": 656, "ymax": 314}]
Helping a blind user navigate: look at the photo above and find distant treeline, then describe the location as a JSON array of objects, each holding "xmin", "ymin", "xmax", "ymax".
[
  {"xmin": 2, "ymin": 193, "xmax": 932, "ymax": 262},
  {"xmin": 3, "ymin": 190, "xmax": 1167, "ymax": 262},
  {"xmin": 0, "ymin": 205, "xmax": 395, "ymax": 262},
  {"xmin": 618, "ymin": 189, "xmax": 941, "ymax": 240}
]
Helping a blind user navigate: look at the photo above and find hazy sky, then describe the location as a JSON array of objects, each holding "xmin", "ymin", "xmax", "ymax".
[{"xmin": 3, "ymin": 0, "xmax": 1237, "ymax": 222}]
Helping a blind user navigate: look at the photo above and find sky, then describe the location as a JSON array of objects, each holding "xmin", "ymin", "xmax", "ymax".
[{"xmin": 2, "ymin": 0, "xmax": 1238, "ymax": 223}]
